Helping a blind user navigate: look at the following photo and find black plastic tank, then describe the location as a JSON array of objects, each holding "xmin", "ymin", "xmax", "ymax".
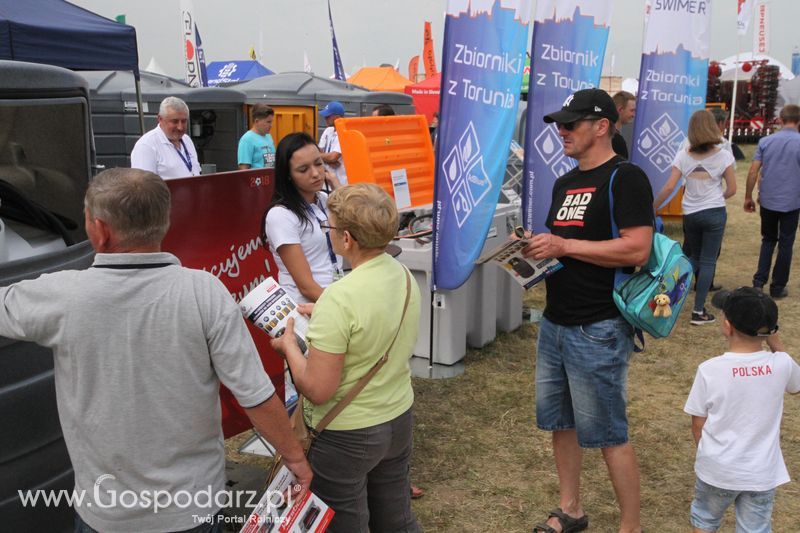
[
  {"xmin": 81, "ymin": 70, "xmax": 248, "ymax": 171},
  {"xmin": 0, "ymin": 60, "xmax": 95, "ymax": 532}
]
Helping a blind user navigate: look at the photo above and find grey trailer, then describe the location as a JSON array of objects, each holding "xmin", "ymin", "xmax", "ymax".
[{"xmin": 236, "ymin": 72, "xmax": 414, "ymax": 140}]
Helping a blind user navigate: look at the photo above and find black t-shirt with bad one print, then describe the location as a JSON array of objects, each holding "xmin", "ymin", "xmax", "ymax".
[{"xmin": 543, "ymin": 156, "xmax": 654, "ymax": 325}]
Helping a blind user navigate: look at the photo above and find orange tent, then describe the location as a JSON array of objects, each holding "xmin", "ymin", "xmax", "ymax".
[
  {"xmin": 404, "ymin": 73, "xmax": 440, "ymax": 122},
  {"xmin": 347, "ymin": 66, "xmax": 413, "ymax": 92}
]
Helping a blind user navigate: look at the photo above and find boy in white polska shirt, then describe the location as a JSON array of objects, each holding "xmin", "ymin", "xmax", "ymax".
[{"xmin": 684, "ymin": 287, "xmax": 800, "ymax": 532}]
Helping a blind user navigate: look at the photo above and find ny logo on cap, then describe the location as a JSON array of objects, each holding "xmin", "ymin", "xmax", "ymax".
[
  {"xmin": 563, "ymin": 95, "xmax": 574, "ymax": 107},
  {"xmin": 594, "ymin": 106, "xmax": 602, "ymax": 112}
]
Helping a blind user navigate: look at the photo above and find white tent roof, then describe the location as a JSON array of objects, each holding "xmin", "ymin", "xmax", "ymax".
[
  {"xmin": 144, "ymin": 56, "xmax": 167, "ymax": 76},
  {"xmin": 717, "ymin": 52, "xmax": 794, "ymax": 81}
]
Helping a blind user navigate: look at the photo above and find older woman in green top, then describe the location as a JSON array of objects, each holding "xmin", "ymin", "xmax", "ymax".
[{"xmin": 272, "ymin": 184, "xmax": 421, "ymax": 533}]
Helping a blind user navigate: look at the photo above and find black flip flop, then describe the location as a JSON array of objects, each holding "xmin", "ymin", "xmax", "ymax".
[{"xmin": 532, "ymin": 508, "xmax": 589, "ymax": 533}]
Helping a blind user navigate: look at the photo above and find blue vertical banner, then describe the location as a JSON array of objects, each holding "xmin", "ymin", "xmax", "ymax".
[
  {"xmin": 522, "ymin": 1, "xmax": 613, "ymax": 233},
  {"xmin": 195, "ymin": 24, "xmax": 208, "ymax": 87},
  {"xmin": 431, "ymin": 0, "xmax": 530, "ymax": 291},
  {"xmin": 631, "ymin": 0, "xmax": 712, "ymax": 201},
  {"xmin": 327, "ymin": 0, "xmax": 346, "ymax": 81}
]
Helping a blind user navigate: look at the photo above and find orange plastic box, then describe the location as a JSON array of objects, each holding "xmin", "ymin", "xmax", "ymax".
[
  {"xmin": 244, "ymin": 104, "xmax": 317, "ymax": 147},
  {"xmin": 657, "ymin": 186, "xmax": 684, "ymax": 220},
  {"xmin": 335, "ymin": 115, "xmax": 435, "ymax": 208}
]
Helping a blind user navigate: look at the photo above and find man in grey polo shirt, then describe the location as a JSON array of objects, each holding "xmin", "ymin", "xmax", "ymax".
[
  {"xmin": 744, "ymin": 104, "xmax": 800, "ymax": 299},
  {"xmin": 0, "ymin": 168, "xmax": 311, "ymax": 532}
]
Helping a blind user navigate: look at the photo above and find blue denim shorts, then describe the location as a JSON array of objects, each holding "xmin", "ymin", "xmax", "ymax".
[
  {"xmin": 535, "ymin": 316, "xmax": 634, "ymax": 448},
  {"xmin": 690, "ymin": 477, "xmax": 775, "ymax": 532}
]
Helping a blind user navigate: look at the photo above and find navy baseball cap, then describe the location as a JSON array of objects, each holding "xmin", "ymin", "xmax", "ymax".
[
  {"xmin": 320, "ymin": 101, "xmax": 345, "ymax": 118},
  {"xmin": 711, "ymin": 287, "xmax": 779, "ymax": 337},
  {"xmin": 543, "ymin": 88, "xmax": 619, "ymax": 124}
]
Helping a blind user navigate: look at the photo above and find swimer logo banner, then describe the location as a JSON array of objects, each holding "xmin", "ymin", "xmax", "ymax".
[{"xmin": 631, "ymin": 0, "xmax": 712, "ymax": 202}]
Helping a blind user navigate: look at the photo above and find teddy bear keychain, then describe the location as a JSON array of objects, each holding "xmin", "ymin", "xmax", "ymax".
[{"xmin": 653, "ymin": 293, "xmax": 672, "ymax": 318}]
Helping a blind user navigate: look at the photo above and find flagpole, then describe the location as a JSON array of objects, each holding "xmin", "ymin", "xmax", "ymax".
[{"xmin": 728, "ymin": 35, "xmax": 740, "ymax": 144}]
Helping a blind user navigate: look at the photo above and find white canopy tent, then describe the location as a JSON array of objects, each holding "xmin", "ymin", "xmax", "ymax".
[
  {"xmin": 144, "ymin": 56, "xmax": 167, "ymax": 76},
  {"xmin": 717, "ymin": 52, "xmax": 794, "ymax": 81}
]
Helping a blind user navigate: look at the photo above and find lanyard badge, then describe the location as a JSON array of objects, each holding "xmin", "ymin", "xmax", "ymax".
[
  {"xmin": 173, "ymin": 140, "xmax": 193, "ymax": 173},
  {"xmin": 305, "ymin": 198, "xmax": 341, "ymax": 279}
]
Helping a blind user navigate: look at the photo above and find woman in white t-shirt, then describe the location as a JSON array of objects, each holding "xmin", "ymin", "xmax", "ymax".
[
  {"xmin": 261, "ymin": 132, "xmax": 341, "ymax": 304},
  {"xmin": 653, "ymin": 110, "xmax": 737, "ymax": 325}
]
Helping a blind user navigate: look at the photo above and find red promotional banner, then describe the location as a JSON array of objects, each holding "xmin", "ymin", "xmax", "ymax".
[
  {"xmin": 408, "ymin": 55, "xmax": 420, "ymax": 82},
  {"xmin": 162, "ymin": 169, "xmax": 282, "ymax": 438},
  {"xmin": 423, "ymin": 21, "xmax": 437, "ymax": 79}
]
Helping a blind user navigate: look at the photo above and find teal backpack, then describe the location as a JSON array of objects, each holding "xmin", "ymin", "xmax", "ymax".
[{"xmin": 609, "ymin": 165, "xmax": 694, "ymax": 343}]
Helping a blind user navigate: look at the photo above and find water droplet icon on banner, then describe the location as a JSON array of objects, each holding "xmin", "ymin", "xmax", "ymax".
[
  {"xmin": 659, "ymin": 122, "xmax": 672, "ymax": 138},
  {"xmin": 641, "ymin": 135, "xmax": 653, "ymax": 150},
  {"xmin": 543, "ymin": 136, "xmax": 555, "ymax": 155},
  {"xmin": 448, "ymin": 159, "xmax": 458, "ymax": 182}
]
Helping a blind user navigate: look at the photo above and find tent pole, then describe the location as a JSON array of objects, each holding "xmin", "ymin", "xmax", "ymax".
[
  {"xmin": 135, "ymin": 77, "xmax": 145, "ymax": 135},
  {"xmin": 728, "ymin": 36, "xmax": 741, "ymax": 144}
]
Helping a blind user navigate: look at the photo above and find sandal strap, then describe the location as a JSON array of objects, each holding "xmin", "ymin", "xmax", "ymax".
[
  {"xmin": 532, "ymin": 524, "xmax": 558, "ymax": 533},
  {"xmin": 548, "ymin": 508, "xmax": 589, "ymax": 531},
  {"xmin": 549, "ymin": 508, "xmax": 570, "ymax": 521}
]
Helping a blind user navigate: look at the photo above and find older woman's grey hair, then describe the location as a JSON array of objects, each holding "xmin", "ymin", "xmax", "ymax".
[{"xmin": 85, "ymin": 168, "xmax": 171, "ymax": 247}]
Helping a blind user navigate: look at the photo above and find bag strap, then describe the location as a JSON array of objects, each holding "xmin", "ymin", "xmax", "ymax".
[
  {"xmin": 607, "ymin": 162, "xmax": 646, "ymax": 353},
  {"xmin": 310, "ymin": 267, "xmax": 413, "ymax": 436}
]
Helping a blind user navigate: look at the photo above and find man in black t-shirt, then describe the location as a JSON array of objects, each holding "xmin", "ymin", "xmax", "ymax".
[{"xmin": 524, "ymin": 89, "xmax": 653, "ymax": 533}]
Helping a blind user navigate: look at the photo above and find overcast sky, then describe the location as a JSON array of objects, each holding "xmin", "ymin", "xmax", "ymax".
[{"xmin": 72, "ymin": 0, "xmax": 800, "ymax": 81}]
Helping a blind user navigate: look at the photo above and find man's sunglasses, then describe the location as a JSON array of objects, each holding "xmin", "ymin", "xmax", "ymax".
[{"xmin": 557, "ymin": 117, "xmax": 603, "ymax": 131}]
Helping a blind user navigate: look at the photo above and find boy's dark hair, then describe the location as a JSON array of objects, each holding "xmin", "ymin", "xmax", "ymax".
[{"xmin": 712, "ymin": 287, "xmax": 779, "ymax": 337}]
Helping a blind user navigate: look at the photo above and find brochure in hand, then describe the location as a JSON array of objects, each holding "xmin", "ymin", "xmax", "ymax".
[
  {"xmin": 478, "ymin": 236, "xmax": 563, "ymax": 290},
  {"xmin": 240, "ymin": 277, "xmax": 310, "ymax": 355},
  {"xmin": 240, "ymin": 277, "xmax": 308, "ymax": 405},
  {"xmin": 240, "ymin": 465, "xmax": 333, "ymax": 533}
]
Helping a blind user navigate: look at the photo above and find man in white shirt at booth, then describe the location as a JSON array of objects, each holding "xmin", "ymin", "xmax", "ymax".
[
  {"xmin": 131, "ymin": 96, "xmax": 202, "ymax": 179},
  {"xmin": 318, "ymin": 101, "xmax": 348, "ymax": 186}
]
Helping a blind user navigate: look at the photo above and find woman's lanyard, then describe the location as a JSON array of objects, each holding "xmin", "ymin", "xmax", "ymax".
[
  {"xmin": 173, "ymin": 140, "xmax": 193, "ymax": 173},
  {"xmin": 305, "ymin": 198, "xmax": 342, "ymax": 279}
]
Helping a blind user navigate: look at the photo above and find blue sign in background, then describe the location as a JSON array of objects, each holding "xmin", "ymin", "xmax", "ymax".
[
  {"xmin": 431, "ymin": 3, "xmax": 528, "ymax": 291},
  {"xmin": 522, "ymin": 7, "xmax": 609, "ymax": 233},
  {"xmin": 631, "ymin": 46, "xmax": 708, "ymax": 200}
]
